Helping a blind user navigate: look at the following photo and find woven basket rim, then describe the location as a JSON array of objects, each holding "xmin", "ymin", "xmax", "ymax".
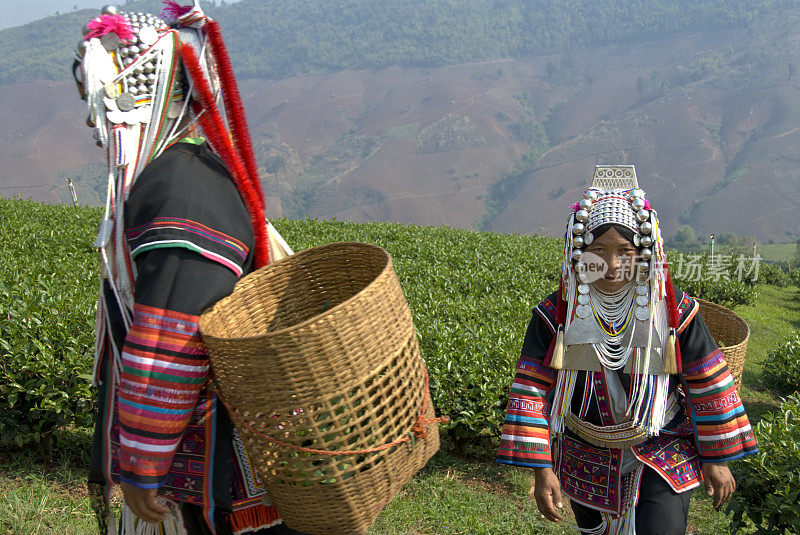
[
  {"xmin": 200, "ymin": 241, "xmax": 392, "ymax": 342},
  {"xmin": 695, "ymin": 297, "xmax": 750, "ymax": 350}
]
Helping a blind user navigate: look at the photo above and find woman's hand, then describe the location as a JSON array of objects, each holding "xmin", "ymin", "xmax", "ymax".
[
  {"xmin": 701, "ymin": 462, "xmax": 736, "ymax": 509},
  {"xmin": 532, "ymin": 467, "xmax": 564, "ymax": 521},
  {"xmin": 121, "ymin": 482, "xmax": 170, "ymax": 524}
]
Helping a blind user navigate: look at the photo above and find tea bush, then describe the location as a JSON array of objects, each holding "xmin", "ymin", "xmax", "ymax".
[
  {"xmin": 669, "ymin": 252, "xmax": 758, "ymax": 308},
  {"xmin": 1, "ymin": 199, "xmax": 563, "ymax": 451},
  {"xmin": 0, "ymin": 199, "xmax": 101, "ymax": 455},
  {"xmin": 759, "ymin": 262, "xmax": 791, "ymax": 287},
  {"xmin": 762, "ymin": 332, "xmax": 800, "ymax": 396},
  {"xmin": 728, "ymin": 393, "xmax": 800, "ymax": 534}
]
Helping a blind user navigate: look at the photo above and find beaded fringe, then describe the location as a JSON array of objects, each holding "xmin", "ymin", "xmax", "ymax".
[{"xmin": 117, "ymin": 500, "xmax": 187, "ymax": 535}]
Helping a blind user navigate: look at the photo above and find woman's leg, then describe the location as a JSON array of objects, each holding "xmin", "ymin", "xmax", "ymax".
[
  {"xmin": 570, "ymin": 500, "xmax": 606, "ymax": 533},
  {"xmin": 634, "ymin": 467, "xmax": 693, "ymax": 534}
]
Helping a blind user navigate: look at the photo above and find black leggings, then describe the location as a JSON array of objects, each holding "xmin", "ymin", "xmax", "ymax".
[{"xmin": 570, "ymin": 466, "xmax": 693, "ymax": 535}]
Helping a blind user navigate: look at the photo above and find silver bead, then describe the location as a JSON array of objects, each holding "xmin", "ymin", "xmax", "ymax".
[
  {"xmin": 641, "ymin": 248, "xmax": 652, "ymax": 260},
  {"xmin": 636, "ymin": 209, "xmax": 650, "ymax": 223},
  {"xmin": 586, "ymin": 190, "xmax": 600, "ymax": 202},
  {"xmin": 573, "ymin": 236, "xmax": 585, "ymax": 248},
  {"xmin": 146, "ymin": 72, "xmax": 156, "ymax": 83},
  {"xmin": 584, "ymin": 232, "xmax": 594, "ymax": 245},
  {"xmin": 632, "ymin": 198, "xmax": 646, "ymax": 211},
  {"xmin": 640, "ymin": 221, "xmax": 653, "ymax": 234},
  {"xmin": 579, "ymin": 199, "xmax": 593, "ymax": 211},
  {"xmin": 128, "ymin": 45, "xmax": 140, "ymax": 55},
  {"xmin": 123, "ymin": 56, "xmax": 134, "ymax": 66},
  {"xmin": 101, "ymin": 5, "xmax": 118, "ymax": 15},
  {"xmin": 136, "ymin": 73, "xmax": 148, "ymax": 83},
  {"xmin": 119, "ymin": 46, "xmax": 130, "ymax": 57},
  {"xmin": 641, "ymin": 235, "xmax": 653, "ymax": 248},
  {"xmin": 630, "ymin": 189, "xmax": 645, "ymax": 199},
  {"xmin": 143, "ymin": 63, "xmax": 155, "ymax": 74},
  {"xmin": 133, "ymin": 65, "xmax": 143, "ymax": 74},
  {"xmin": 76, "ymin": 40, "xmax": 88, "ymax": 57},
  {"xmin": 639, "ymin": 261, "xmax": 650, "ymax": 272},
  {"xmin": 572, "ymin": 249, "xmax": 583, "ymax": 261},
  {"xmin": 575, "ymin": 209, "xmax": 589, "ymax": 223},
  {"xmin": 137, "ymin": 84, "xmax": 149, "ymax": 94},
  {"xmin": 572, "ymin": 223, "xmax": 585, "ymax": 236}
]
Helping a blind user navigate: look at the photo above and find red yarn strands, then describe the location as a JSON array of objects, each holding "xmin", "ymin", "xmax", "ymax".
[
  {"xmin": 663, "ymin": 264, "xmax": 683, "ymax": 374},
  {"xmin": 543, "ymin": 280, "xmax": 568, "ymax": 368},
  {"xmin": 204, "ymin": 21, "xmax": 265, "ymax": 211},
  {"xmin": 180, "ymin": 43, "xmax": 269, "ymax": 268}
]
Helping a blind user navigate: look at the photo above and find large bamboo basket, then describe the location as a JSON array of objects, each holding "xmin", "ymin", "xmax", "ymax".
[
  {"xmin": 696, "ymin": 298, "xmax": 750, "ymax": 389},
  {"xmin": 198, "ymin": 242, "xmax": 441, "ymax": 535}
]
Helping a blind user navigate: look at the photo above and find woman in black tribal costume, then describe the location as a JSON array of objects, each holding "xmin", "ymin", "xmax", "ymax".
[
  {"xmin": 73, "ymin": 2, "xmax": 300, "ymax": 533},
  {"xmin": 497, "ymin": 165, "xmax": 757, "ymax": 534}
]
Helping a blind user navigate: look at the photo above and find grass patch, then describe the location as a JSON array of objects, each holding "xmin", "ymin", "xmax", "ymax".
[
  {"xmin": 735, "ymin": 284, "xmax": 800, "ymax": 423},
  {"xmin": 0, "ymin": 427, "xmax": 95, "ymax": 534},
  {"xmin": 759, "ymin": 242, "xmax": 798, "ymax": 266}
]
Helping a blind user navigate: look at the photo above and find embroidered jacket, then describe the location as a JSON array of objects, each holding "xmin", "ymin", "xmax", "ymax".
[
  {"xmin": 497, "ymin": 289, "xmax": 757, "ymax": 511},
  {"xmin": 90, "ymin": 141, "xmax": 280, "ymax": 532}
]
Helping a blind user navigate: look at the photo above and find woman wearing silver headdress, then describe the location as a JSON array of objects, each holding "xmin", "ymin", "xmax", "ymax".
[
  {"xmin": 497, "ymin": 166, "xmax": 757, "ymax": 534},
  {"xmin": 73, "ymin": 2, "xmax": 297, "ymax": 534}
]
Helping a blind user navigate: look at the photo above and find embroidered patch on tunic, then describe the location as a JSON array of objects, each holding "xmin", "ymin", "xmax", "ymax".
[
  {"xmin": 634, "ymin": 436, "xmax": 701, "ymax": 492},
  {"xmin": 558, "ymin": 437, "xmax": 623, "ymax": 514}
]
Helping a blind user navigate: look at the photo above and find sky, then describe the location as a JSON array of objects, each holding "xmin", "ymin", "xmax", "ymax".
[{"xmin": 0, "ymin": 0, "xmax": 241, "ymax": 30}]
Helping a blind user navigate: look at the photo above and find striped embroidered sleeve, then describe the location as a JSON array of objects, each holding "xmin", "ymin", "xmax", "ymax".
[
  {"xmin": 498, "ymin": 357, "xmax": 558, "ymax": 468},
  {"xmin": 498, "ymin": 303, "xmax": 558, "ymax": 468},
  {"xmin": 681, "ymin": 349, "xmax": 757, "ymax": 462},
  {"xmin": 127, "ymin": 217, "xmax": 250, "ymax": 277},
  {"xmin": 117, "ymin": 304, "xmax": 208, "ymax": 488}
]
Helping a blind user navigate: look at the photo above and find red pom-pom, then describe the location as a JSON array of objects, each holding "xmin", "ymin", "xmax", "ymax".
[{"xmin": 86, "ymin": 14, "xmax": 135, "ymax": 42}]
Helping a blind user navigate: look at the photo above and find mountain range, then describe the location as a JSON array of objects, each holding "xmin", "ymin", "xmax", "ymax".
[{"xmin": 1, "ymin": 0, "xmax": 799, "ymax": 242}]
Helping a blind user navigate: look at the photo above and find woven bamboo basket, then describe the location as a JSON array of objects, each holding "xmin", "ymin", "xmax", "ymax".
[
  {"xmin": 198, "ymin": 242, "xmax": 441, "ymax": 535},
  {"xmin": 696, "ymin": 298, "xmax": 749, "ymax": 389}
]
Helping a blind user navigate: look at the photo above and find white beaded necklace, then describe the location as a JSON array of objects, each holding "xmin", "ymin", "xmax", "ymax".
[{"xmin": 589, "ymin": 282, "xmax": 636, "ymax": 369}]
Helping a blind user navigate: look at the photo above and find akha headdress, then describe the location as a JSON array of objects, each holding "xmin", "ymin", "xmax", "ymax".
[
  {"xmin": 546, "ymin": 165, "xmax": 686, "ymax": 447},
  {"xmin": 74, "ymin": 2, "xmax": 274, "ymax": 363}
]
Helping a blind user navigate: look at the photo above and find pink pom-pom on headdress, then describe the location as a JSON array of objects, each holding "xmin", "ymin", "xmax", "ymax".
[
  {"xmin": 643, "ymin": 200, "xmax": 652, "ymax": 210},
  {"xmin": 569, "ymin": 202, "xmax": 581, "ymax": 213},
  {"xmin": 162, "ymin": 1, "xmax": 193, "ymax": 23},
  {"xmin": 85, "ymin": 14, "xmax": 135, "ymax": 42}
]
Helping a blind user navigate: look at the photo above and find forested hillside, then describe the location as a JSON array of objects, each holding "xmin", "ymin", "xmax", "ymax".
[
  {"xmin": 0, "ymin": 0, "xmax": 792, "ymax": 84},
  {"xmin": 3, "ymin": 0, "xmax": 800, "ymax": 242}
]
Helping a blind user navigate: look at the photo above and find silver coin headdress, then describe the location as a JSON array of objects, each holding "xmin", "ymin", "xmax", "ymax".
[{"xmin": 565, "ymin": 165, "xmax": 664, "ymax": 286}]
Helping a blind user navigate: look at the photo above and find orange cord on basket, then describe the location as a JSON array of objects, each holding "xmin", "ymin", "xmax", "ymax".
[{"xmin": 210, "ymin": 366, "xmax": 450, "ymax": 457}]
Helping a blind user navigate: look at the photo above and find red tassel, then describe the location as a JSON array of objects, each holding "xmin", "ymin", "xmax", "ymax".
[
  {"xmin": 161, "ymin": 1, "xmax": 193, "ymax": 22},
  {"xmin": 664, "ymin": 264, "xmax": 683, "ymax": 374},
  {"xmin": 180, "ymin": 44, "xmax": 269, "ymax": 268},
  {"xmin": 543, "ymin": 280, "xmax": 568, "ymax": 368},
  {"xmin": 205, "ymin": 21, "xmax": 266, "ymax": 212}
]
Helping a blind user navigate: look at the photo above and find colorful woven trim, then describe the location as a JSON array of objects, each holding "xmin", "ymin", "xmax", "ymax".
[
  {"xmin": 127, "ymin": 217, "xmax": 250, "ymax": 277},
  {"xmin": 498, "ymin": 358, "xmax": 557, "ymax": 468},
  {"xmin": 681, "ymin": 350, "xmax": 758, "ymax": 462},
  {"xmin": 118, "ymin": 304, "xmax": 208, "ymax": 487},
  {"xmin": 564, "ymin": 412, "xmax": 649, "ymax": 449},
  {"xmin": 558, "ymin": 436, "xmax": 624, "ymax": 515}
]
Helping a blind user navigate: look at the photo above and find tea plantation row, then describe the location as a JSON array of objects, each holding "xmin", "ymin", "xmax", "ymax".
[{"xmin": 0, "ymin": 198, "xmax": 765, "ymax": 451}]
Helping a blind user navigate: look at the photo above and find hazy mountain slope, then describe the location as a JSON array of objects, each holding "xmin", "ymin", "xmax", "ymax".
[{"xmin": 2, "ymin": 3, "xmax": 800, "ymax": 242}]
